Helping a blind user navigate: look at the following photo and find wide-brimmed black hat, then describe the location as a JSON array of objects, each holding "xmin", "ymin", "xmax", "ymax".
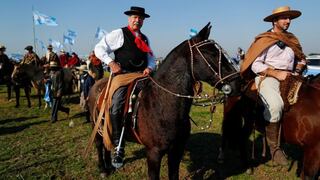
[
  {"xmin": 124, "ymin": 6, "xmax": 150, "ymax": 18},
  {"xmin": 25, "ymin": 45, "xmax": 33, "ymax": 51}
]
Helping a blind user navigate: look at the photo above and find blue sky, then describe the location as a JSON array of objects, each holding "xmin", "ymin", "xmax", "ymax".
[{"xmin": 1, "ymin": 0, "xmax": 319, "ymax": 58}]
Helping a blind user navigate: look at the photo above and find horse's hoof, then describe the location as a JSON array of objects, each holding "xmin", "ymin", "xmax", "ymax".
[
  {"xmin": 246, "ymin": 168, "xmax": 253, "ymax": 175},
  {"xmin": 69, "ymin": 120, "xmax": 74, "ymax": 128},
  {"xmin": 100, "ymin": 172, "xmax": 107, "ymax": 178}
]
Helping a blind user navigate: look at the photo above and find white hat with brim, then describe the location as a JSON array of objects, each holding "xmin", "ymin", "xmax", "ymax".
[
  {"xmin": 76, "ymin": 64, "xmax": 88, "ymax": 72},
  {"xmin": 264, "ymin": 6, "xmax": 301, "ymax": 22},
  {"xmin": 0, "ymin": 45, "xmax": 6, "ymax": 50}
]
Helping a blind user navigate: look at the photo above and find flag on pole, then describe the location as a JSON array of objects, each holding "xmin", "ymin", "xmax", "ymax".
[
  {"xmin": 95, "ymin": 27, "xmax": 107, "ymax": 39},
  {"xmin": 63, "ymin": 35, "xmax": 75, "ymax": 45},
  {"xmin": 67, "ymin": 29, "xmax": 77, "ymax": 38},
  {"xmin": 33, "ymin": 11, "xmax": 58, "ymax": 26},
  {"xmin": 35, "ymin": 38, "xmax": 46, "ymax": 50}
]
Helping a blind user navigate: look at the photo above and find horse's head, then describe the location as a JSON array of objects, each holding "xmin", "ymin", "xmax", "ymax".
[{"xmin": 188, "ymin": 23, "xmax": 241, "ymax": 96}]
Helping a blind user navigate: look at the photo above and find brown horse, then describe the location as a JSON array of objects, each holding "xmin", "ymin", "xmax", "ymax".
[
  {"xmin": 87, "ymin": 23, "xmax": 241, "ymax": 179},
  {"xmin": 11, "ymin": 63, "xmax": 76, "ymax": 108},
  {"xmin": 220, "ymin": 74, "xmax": 320, "ymax": 180}
]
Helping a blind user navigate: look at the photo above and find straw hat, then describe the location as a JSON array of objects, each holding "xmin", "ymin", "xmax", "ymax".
[
  {"xmin": 76, "ymin": 64, "xmax": 88, "ymax": 72},
  {"xmin": 264, "ymin": 6, "xmax": 301, "ymax": 22},
  {"xmin": 124, "ymin": 6, "xmax": 150, "ymax": 18}
]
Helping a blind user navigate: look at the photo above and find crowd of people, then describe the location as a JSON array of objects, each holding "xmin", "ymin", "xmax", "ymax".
[{"xmin": 0, "ymin": 42, "xmax": 104, "ymax": 124}]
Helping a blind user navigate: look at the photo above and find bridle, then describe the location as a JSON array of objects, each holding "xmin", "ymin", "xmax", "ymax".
[
  {"xmin": 149, "ymin": 39, "xmax": 240, "ymax": 102},
  {"xmin": 188, "ymin": 39, "xmax": 239, "ymax": 92}
]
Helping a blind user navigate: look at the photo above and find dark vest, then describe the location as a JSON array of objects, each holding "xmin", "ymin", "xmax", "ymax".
[{"xmin": 114, "ymin": 27, "xmax": 148, "ymax": 72}]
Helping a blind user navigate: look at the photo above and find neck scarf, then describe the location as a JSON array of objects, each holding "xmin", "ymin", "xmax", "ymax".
[{"xmin": 127, "ymin": 26, "xmax": 153, "ymax": 56}]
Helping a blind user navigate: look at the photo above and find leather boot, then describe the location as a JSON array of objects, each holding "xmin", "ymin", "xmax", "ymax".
[
  {"xmin": 110, "ymin": 114, "xmax": 125, "ymax": 168},
  {"xmin": 265, "ymin": 122, "xmax": 288, "ymax": 166}
]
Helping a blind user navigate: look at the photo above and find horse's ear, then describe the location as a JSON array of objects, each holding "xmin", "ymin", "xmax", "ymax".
[{"xmin": 197, "ymin": 22, "xmax": 211, "ymax": 40}]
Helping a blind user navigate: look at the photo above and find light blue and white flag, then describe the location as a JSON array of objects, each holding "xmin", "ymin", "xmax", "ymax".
[
  {"xmin": 95, "ymin": 27, "xmax": 107, "ymax": 40},
  {"xmin": 63, "ymin": 35, "xmax": 75, "ymax": 45},
  {"xmin": 67, "ymin": 29, "xmax": 77, "ymax": 38},
  {"xmin": 49, "ymin": 39, "xmax": 63, "ymax": 51},
  {"xmin": 35, "ymin": 38, "xmax": 46, "ymax": 50},
  {"xmin": 189, "ymin": 28, "xmax": 198, "ymax": 38},
  {"xmin": 33, "ymin": 11, "xmax": 58, "ymax": 26}
]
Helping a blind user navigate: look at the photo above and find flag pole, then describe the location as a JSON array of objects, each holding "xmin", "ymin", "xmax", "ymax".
[{"xmin": 32, "ymin": 6, "xmax": 37, "ymax": 53}]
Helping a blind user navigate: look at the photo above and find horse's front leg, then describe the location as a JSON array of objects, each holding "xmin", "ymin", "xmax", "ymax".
[
  {"xmin": 37, "ymin": 86, "xmax": 42, "ymax": 108},
  {"xmin": 14, "ymin": 85, "xmax": 20, "ymax": 108},
  {"xmin": 147, "ymin": 148, "xmax": 163, "ymax": 180},
  {"xmin": 168, "ymin": 141, "xmax": 186, "ymax": 180},
  {"xmin": 24, "ymin": 86, "xmax": 31, "ymax": 108}
]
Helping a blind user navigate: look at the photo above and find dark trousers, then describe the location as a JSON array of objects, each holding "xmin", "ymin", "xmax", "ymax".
[
  {"xmin": 110, "ymin": 86, "xmax": 127, "ymax": 145},
  {"xmin": 51, "ymin": 97, "xmax": 69, "ymax": 122}
]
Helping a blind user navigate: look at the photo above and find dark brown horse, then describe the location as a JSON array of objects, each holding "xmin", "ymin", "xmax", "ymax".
[
  {"xmin": 11, "ymin": 63, "xmax": 76, "ymax": 108},
  {"xmin": 87, "ymin": 23, "xmax": 241, "ymax": 179},
  {"xmin": 220, "ymin": 74, "xmax": 320, "ymax": 179},
  {"xmin": 0, "ymin": 58, "xmax": 15, "ymax": 101}
]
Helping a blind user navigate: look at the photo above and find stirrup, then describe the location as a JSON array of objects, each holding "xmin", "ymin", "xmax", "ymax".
[{"xmin": 112, "ymin": 148, "xmax": 124, "ymax": 169}]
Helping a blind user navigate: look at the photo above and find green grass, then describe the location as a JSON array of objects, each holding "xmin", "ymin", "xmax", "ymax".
[{"xmin": 0, "ymin": 83, "xmax": 300, "ymax": 179}]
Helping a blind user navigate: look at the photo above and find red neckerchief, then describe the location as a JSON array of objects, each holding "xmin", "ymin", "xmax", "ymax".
[{"xmin": 127, "ymin": 26, "xmax": 153, "ymax": 56}]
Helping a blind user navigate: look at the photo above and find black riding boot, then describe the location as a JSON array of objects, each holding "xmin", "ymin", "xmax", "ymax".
[{"xmin": 110, "ymin": 114, "xmax": 125, "ymax": 168}]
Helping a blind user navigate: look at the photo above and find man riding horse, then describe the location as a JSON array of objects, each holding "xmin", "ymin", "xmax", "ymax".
[
  {"xmin": 94, "ymin": 6, "xmax": 156, "ymax": 168},
  {"xmin": 240, "ymin": 6, "xmax": 307, "ymax": 166}
]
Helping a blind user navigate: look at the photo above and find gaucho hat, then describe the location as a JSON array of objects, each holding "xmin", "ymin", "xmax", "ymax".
[
  {"xmin": 124, "ymin": 6, "xmax": 150, "ymax": 18},
  {"xmin": 264, "ymin": 6, "xmax": 301, "ymax": 22}
]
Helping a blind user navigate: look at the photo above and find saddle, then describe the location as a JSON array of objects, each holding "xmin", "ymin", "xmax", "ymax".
[{"xmin": 95, "ymin": 73, "xmax": 148, "ymax": 149}]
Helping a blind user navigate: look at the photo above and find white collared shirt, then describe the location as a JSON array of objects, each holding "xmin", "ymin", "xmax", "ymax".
[
  {"xmin": 251, "ymin": 43, "xmax": 295, "ymax": 74},
  {"xmin": 94, "ymin": 28, "xmax": 156, "ymax": 70}
]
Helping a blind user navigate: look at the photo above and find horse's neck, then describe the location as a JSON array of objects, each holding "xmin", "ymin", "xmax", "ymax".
[
  {"xmin": 154, "ymin": 56, "xmax": 194, "ymax": 95},
  {"xmin": 25, "ymin": 65, "xmax": 44, "ymax": 81}
]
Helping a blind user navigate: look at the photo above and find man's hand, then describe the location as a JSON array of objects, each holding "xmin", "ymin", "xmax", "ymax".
[
  {"xmin": 143, "ymin": 68, "xmax": 152, "ymax": 76},
  {"xmin": 108, "ymin": 61, "xmax": 121, "ymax": 74},
  {"xmin": 274, "ymin": 70, "xmax": 290, "ymax": 81}
]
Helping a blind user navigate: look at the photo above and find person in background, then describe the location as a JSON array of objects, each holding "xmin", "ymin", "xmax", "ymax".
[
  {"xmin": 0, "ymin": 45, "xmax": 12, "ymax": 101},
  {"xmin": 67, "ymin": 52, "xmax": 80, "ymax": 68},
  {"xmin": 21, "ymin": 45, "xmax": 40, "ymax": 66},
  {"xmin": 44, "ymin": 45, "xmax": 60, "ymax": 67},
  {"xmin": 240, "ymin": 6, "xmax": 306, "ymax": 166},
  {"xmin": 49, "ymin": 61, "xmax": 70, "ymax": 123},
  {"xmin": 88, "ymin": 51, "xmax": 104, "ymax": 80},
  {"xmin": 59, "ymin": 49, "xmax": 69, "ymax": 68},
  {"xmin": 94, "ymin": 6, "xmax": 156, "ymax": 168}
]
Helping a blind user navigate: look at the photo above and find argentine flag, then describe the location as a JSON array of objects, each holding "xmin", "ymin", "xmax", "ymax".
[
  {"xmin": 63, "ymin": 35, "xmax": 75, "ymax": 45},
  {"xmin": 67, "ymin": 29, "xmax": 77, "ymax": 38},
  {"xmin": 95, "ymin": 27, "xmax": 107, "ymax": 40},
  {"xmin": 33, "ymin": 11, "xmax": 58, "ymax": 26}
]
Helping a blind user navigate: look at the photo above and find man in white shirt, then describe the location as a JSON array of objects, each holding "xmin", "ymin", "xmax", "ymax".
[
  {"xmin": 95, "ymin": 6, "xmax": 155, "ymax": 168},
  {"xmin": 240, "ymin": 6, "xmax": 306, "ymax": 166}
]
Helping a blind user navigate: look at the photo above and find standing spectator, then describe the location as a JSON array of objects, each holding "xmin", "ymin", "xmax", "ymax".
[
  {"xmin": 0, "ymin": 45, "xmax": 12, "ymax": 101},
  {"xmin": 237, "ymin": 47, "xmax": 245, "ymax": 66},
  {"xmin": 49, "ymin": 61, "xmax": 70, "ymax": 123}
]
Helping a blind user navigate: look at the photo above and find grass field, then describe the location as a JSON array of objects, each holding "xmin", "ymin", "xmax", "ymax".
[{"xmin": 0, "ymin": 82, "xmax": 301, "ymax": 179}]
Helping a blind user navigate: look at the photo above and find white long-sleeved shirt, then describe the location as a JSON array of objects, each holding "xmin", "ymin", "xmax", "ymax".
[
  {"xmin": 251, "ymin": 43, "xmax": 295, "ymax": 74},
  {"xmin": 94, "ymin": 28, "xmax": 156, "ymax": 70}
]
